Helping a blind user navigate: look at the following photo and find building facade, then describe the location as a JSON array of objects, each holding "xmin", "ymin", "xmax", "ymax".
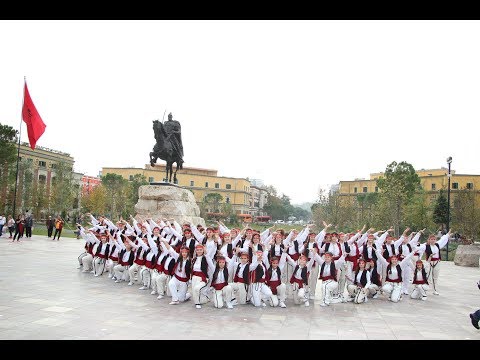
[
  {"xmin": 81, "ymin": 175, "xmax": 101, "ymax": 195},
  {"xmin": 101, "ymin": 164, "xmax": 253, "ymax": 215},
  {"xmin": 338, "ymin": 167, "xmax": 480, "ymax": 206}
]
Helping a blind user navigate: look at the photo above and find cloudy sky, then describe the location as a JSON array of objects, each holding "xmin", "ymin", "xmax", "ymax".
[{"xmin": 1, "ymin": 20, "xmax": 479, "ymax": 204}]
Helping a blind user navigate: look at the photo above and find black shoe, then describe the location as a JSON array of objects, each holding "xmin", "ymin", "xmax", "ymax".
[{"xmin": 470, "ymin": 313, "xmax": 479, "ymax": 330}]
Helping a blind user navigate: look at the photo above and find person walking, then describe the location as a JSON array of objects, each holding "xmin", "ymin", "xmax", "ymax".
[
  {"xmin": 7, "ymin": 215, "xmax": 15, "ymax": 239},
  {"xmin": 12, "ymin": 214, "xmax": 25, "ymax": 242},
  {"xmin": 46, "ymin": 216, "xmax": 54, "ymax": 238},
  {"xmin": 52, "ymin": 216, "xmax": 64, "ymax": 241}
]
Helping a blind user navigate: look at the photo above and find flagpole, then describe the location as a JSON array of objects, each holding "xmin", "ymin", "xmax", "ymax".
[{"xmin": 12, "ymin": 77, "xmax": 25, "ymax": 218}]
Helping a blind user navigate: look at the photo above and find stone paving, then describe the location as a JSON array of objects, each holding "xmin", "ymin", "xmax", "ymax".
[{"xmin": 0, "ymin": 234, "xmax": 479, "ymax": 340}]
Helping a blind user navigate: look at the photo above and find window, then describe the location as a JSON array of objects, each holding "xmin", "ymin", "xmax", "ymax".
[
  {"xmin": 38, "ymin": 160, "xmax": 46, "ymax": 167},
  {"xmin": 190, "ymin": 180, "xmax": 194, "ymax": 187},
  {"xmin": 39, "ymin": 175, "xmax": 46, "ymax": 183},
  {"xmin": 215, "ymin": 183, "xmax": 219, "ymax": 189},
  {"xmin": 148, "ymin": 177, "xmax": 154, "ymax": 183},
  {"xmin": 205, "ymin": 182, "xmax": 209, "ymax": 188},
  {"xmin": 363, "ymin": 187, "xmax": 367, "ymax": 193},
  {"xmin": 129, "ymin": 175, "xmax": 133, "ymax": 181},
  {"xmin": 452, "ymin": 182, "xmax": 458, "ymax": 189},
  {"xmin": 226, "ymin": 197, "xmax": 230, "ymax": 204},
  {"xmin": 431, "ymin": 183, "xmax": 436, "ymax": 190},
  {"xmin": 226, "ymin": 184, "xmax": 231, "ymax": 189},
  {"xmin": 467, "ymin": 183, "xmax": 473, "ymax": 190},
  {"xmin": 50, "ymin": 163, "xmax": 57, "ymax": 169},
  {"xmin": 375, "ymin": 186, "xmax": 378, "ymax": 192},
  {"xmin": 354, "ymin": 187, "xmax": 357, "ymax": 193}
]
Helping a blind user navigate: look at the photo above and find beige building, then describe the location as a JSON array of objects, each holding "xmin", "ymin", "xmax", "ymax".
[
  {"xmin": 338, "ymin": 167, "xmax": 480, "ymax": 206},
  {"xmin": 101, "ymin": 164, "xmax": 253, "ymax": 215}
]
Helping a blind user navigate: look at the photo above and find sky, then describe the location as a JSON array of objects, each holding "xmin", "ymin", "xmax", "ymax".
[{"xmin": 1, "ymin": 20, "xmax": 479, "ymax": 204}]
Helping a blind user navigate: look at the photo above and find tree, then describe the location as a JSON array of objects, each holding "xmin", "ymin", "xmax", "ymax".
[
  {"xmin": 311, "ymin": 188, "xmax": 357, "ymax": 231},
  {"xmin": 452, "ymin": 188, "xmax": 480, "ymax": 240},
  {"xmin": 200, "ymin": 192, "xmax": 224, "ymax": 218},
  {"xmin": 376, "ymin": 161, "xmax": 421, "ymax": 236},
  {"xmin": 101, "ymin": 173, "xmax": 129, "ymax": 219},
  {"xmin": 82, "ymin": 184, "xmax": 107, "ymax": 215},
  {"xmin": 0, "ymin": 124, "xmax": 18, "ymax": 213},
  {"xmin": 433, "ymin": 189, "xmax": 449, "ymax": 232},
  {"xmin": 404, "ymin": 189, "xmax": 435, "ymax": 233},
  {"xmin": 50, "ymin": 161, "xmax": 76, "ymax": 216}
]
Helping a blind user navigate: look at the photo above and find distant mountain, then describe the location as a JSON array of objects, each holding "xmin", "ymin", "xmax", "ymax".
[{"xmin": 293, "ymin": 202, "xmax": 313, "ymax": 213}]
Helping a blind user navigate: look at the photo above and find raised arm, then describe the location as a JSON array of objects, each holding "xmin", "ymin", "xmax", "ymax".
[
  {"xmin": 347, "ymin": 226, "xmax": 365, "ymax": 245},
  {"xmin": 437, "ymin": 231, "xmax": 451, "ymax": 249},
  {"xmin": 374, "ymin": 248, "xmax": 388, "ymax": 267},
  {"xmin": 190, "ymin": 223, "xmax": 205, "ymax": 243},
  {"xmin": 409, "ymin": 230, "xmax": 424, "ymax": 246}
]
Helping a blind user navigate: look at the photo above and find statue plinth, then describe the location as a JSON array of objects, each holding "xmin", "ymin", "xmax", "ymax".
[
  {"xmin": 134, "ymin": 184, "xmax": 205, "ymax": 227},
  {"xmin": 454, "ymin": 243, "xmax": 480, "ymax": 267}
]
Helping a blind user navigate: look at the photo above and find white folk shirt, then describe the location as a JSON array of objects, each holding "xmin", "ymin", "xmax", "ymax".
[
  {"xmin": 292, "ymin": 265, "xmax": 306, "ymax": 281},
  {"xmin": 269, "ymin": 267, "xmax": 281, "ymax": 282},
  {"xmin": 235, "ymin": 263, "xmax": 249, "ymax": 281},
  {"xmin": 213, "ymin": 269, "xmax": 228, "ymax": 285},
  {"xmin": 415, "ymin": 270, "xmax": 425, "ymax": 282},
  {"xmin": 121, "ymin": 251, "xmax": 132, "ymax": 264},
  {"xmin": 387, "ymin": 265, "xmax": 401, "ymax": 281},
  {"xmin": 193, "ymin": 256, "xmax": 204, "ymax": 272},
  {"xmin": 272, "ymin": 244, "xmax": 283, "ymax": 257}
]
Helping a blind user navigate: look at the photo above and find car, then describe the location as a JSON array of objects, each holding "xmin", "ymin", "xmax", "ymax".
[{"xmin": 274, "ymin": 220, "xmax": 285, "ymax": 224}]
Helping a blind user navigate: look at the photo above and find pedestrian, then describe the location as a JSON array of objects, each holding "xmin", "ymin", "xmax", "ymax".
[
  {"xmin": 24, "ymin": 212, "xmax": 33, "ymax": 238},
  {"xmin": 52, "ymin": 216, "xmax": 64, "ymax": 241},
  {"xmin": 0, "ymin": 214, "xmax": 5, "ymax": 237},
  {"xmin": 469, "ymin": 280, "xmax": 480, "ymax": 330},
  {"xmin": 7, "ymin": 215, "xmax": 15, "ymax": 239},
  {"xmin": 12, "ymin": 214, "xmax": 25, "ymax": 242},
  {"xmin": 46, "ymin": 216, "xmax": 54, "ymax": 238}
]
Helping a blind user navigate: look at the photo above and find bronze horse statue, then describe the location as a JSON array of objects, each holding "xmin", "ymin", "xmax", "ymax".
[{"xmin": 149, "ymin": 119, "xmax": 184, "ymax": 183}]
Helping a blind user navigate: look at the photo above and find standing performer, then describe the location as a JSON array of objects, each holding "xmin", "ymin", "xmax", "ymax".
[
  {"xmin": 394, "ymin": 228, "xmax": 424, "ymax": 295},
  {"xmin": 301, "ymin": 231, "xmax": 320, "ymax": 300},
  {"xmin": 191, "ymin": 244, "xmax": 215, "ymax": 309},
  {"xmin": 416, "ymin": 230, "xmax": 451, "ymax": 295},
  {"xmin": 265, "ymin": 252, "xmax": 288, "ymax": 308},
  {"xmin": 191, "ymin": 225, "xmax": 218, "ymax": 261},
  {"xmin": 410, "ymin": 260, "xmax": 429, "ymax": 301},
  {"xmin": 249, "ymin": 249, "xmax": 274, "ymax": 307}
]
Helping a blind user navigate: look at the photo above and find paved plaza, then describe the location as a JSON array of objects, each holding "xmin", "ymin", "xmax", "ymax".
[{"xmin": 0, "ymin": 234, "xmax": 479, "ymax": 340}]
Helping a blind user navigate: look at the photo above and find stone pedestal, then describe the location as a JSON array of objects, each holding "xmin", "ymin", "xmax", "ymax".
[
  {"xmin": 454, "ymin": 243, "xmax": 480, "ymax": 267},
  {"xmin": 134, "ymin": 183, "xmax": 205, "ymax": 227}
]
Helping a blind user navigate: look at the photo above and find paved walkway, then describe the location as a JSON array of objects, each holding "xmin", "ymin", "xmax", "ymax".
[{"xmin": 0, "ymin": 235, "xmax": 479, "ymax": 340}]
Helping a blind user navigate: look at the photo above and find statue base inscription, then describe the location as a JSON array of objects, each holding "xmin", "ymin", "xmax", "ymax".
[{"xmin": 134, "ymin": 184, "xmax": 205, "ymax": 227}]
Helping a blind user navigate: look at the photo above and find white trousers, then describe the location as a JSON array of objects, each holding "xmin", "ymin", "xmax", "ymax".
[
  {"xmin": 93, "ymin": 257, "xmax": 106, "ymax": 276},
  {"xmin": 347, "ymin": 284, "xmax": 367, "ymax": 304},
  {"xmin": 345, "ymin": 261, "xmax": 355, "ymax": 287},
  {"xmin": 366, "ymin": 284, "xmax": 380, "ymax": 297},
  {"xmin": 269, "ymin": 283, "xmax": 287, "ymax": 306},
  {"xmin": 320, "ymin": 279, "xmax": 338, "ymax": 304},
  {"xmin": 426, "ymin": 261, "xmax": 440, "ymax": 292},
  {"xmin": 291, "ymin": 283, "xmax": 308, "ymax": 305},
  {"xmin": 113, "ymin": 264, "xmax": 130, "ymax": 282},
  {"xmin": 382, "ymin": 282, "xmax": 402, "ymax": 302},
  {"xmin": 82, "ymin": 254, "xmax": 93, "ymax": 271},
  {"xmin": 212, "ymin": 285, "xmax": 233, "ymax": 308},
  {"xmin": 128, "ymin": 263, "xmax": 141, "ymax": 283},
  {"xmin": 229, "ymin": 282, "xmax": 250, "ymax": 304},
  {"xmin": 106, "ymin": 259, "xmax": 117, "ymax": 277},
  {"xmin": 151, "ymin": 270, "xmax": 161, "ymax": 294},
  {"xmin": 411, "ymin": 284, "xmax": 429, "ymax": 299},
  {"xmin": 337, "ymin": 262, "xmax": 347, "ymax": 298},
  {"xmin": 168, "ymin": 276, "xmax": 189, "ymax": 302},
  {"xmin": 285, "ymin": 260, "xmax": 297, "ymax": 295},
  {"xmin": 192, "ymin": 275, "xmax": 210, "ymax": 305},
  {"xmin": 78, "ymin": 252, "xmax": 88, "ymax": 266},
  {"xmin": 141, "ymin": 267, "xmax": 153, "ymax": 288},
  {"xmin": 156, "ymin": 273, "xmax": 172, "ymax": 296},
  {"xmin": 308, "ymin": 264, "xmax": 319, "ymax": 299},
  {"xmin": 168, "ymin": 276, "xmax": 188, "ymax": 302},
  {"xmin": 250, "ymin": 282, "xmax": 273, "ymax": 307}
]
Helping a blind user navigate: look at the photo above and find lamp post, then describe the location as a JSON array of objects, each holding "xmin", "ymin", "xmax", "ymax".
[{"xmin": 446, "ymin": 156, "xmax": 452, "ymax": 260}]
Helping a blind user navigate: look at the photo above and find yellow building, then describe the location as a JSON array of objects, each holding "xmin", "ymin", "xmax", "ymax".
[
  {"xmin": 338, "ymin": 167, "xmax": 480, "ymax": 206},
  {"xmin": 101, "ymin": 164, "xmax": 252, "ymax": 215}
]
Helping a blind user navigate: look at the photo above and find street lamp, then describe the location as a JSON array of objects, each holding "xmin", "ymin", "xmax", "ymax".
[{"xmin": 446, "ymin": 156, "xmax": 452, "ymax": 260}]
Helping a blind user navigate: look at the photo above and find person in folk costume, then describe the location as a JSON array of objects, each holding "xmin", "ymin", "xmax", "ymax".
[
  {"xmin": 126, "ymin": 231, "xmax": 150, "ymax": 286},
  {"xmin": 346, "ymin": 258, "xmax": 371, "ymax": 304},
  {"xmin": 301, "ymin": 230, "xmax": 320, "ymax": 300},
  {"xmin": 410, "ymin": 259, "xmax": 429, "ymax": 301},
  {"xmin": 313, "ymin": 250, "xmax": 346, "ymax": 306},
  {"xmin": 190, "ymin": 224, "xmax": 218, "ymax": 261},
  {"xmin": 229, "ymin": 250, "xmax": 251, "ymax": 305},
  {"xmin": 247, "ymin": 232, "xmax": 265, "ymax": 263},
  {"xmin": 336, "ymin": 232, "xmax": 352, "ymax": 300},
  {"xmin": 376, "ymin": 229, "xmax": 398, "ymax": 286},
  {"xmin": 106, "ymin": 231, "xmax": 121, "ymax": 279},
  {"xmin": 285, "ymin": 250, "xmax": 316, "ymax": 307},
  {"xmin": 365, "ymin": 258, "xmax": 382, "ymax": 299},
  {"xmin": 217, "ymin": 231, "xmax": 242, "ymax": 264},
  {"xmin": 86, "ymin": 213, "xmax": 107, "ymax": 234},
  {"xmin": 160, "ymin": 240, "xmax": 193, "ymax": 304},
  {"xmin": 153, "ymin": 239, "xmax": 177, "ymax": 299},
  {"xmin": 264, "ymin": 252, "xmax": 288, "ymax": 308},
  {"xmin": 92, "ymin": 233, "xmax": 111, "ymax": 276},
  {"xmin": 249, "ymin": 249, "xmax": 274, "ymax": 307},
  {"xmin": 267, "ymin": 229, "xmax": 285, "ymax": 260},
  {"xmin": 179, "ymin": 227, "xmax": 198, "ymax": 258},
  {"xmin": 394, "ymin": 228, "xmax": 425, "ymax": 295},
  {"xmin": 343, "ymin": 226, "xmax": 366, "ymax": 287},
  {"xmin": 415, "ymin": 230, "xmax": 451, "ymax": 296},
  {"xmin": 283, "ymin": 225, "xmax": 310, "ymax": 295},
  {"xmin": 81, "ymin": 229, "xmax": 102, "ymax": 273},
  {"xmin": 76, "ymin": 225, "xmax": 94, "ymax": 270},
  {"xmin": 358, "ymin": 228, "xmax": 389, "ymax": 285},
  {"xmin": 375, "ymin": 248, "xmax": 415, "ymax": 302},
  {"xmin": 216, "ymin": 222, "xmax": 243, "ymax": 262},
  {"xmin": 191, "ymin": 244, "xmax": 215, "ymax": 309},
  {"xmin": 208, "ymin": 254, "xmax": 235, "ymax": 309},
  {"xmin": 148, "ymin": 234, "xmax": 170, "ymax": 297},
  {"xmin": 113, "ymin": 234, "xmax": 135, "ymax": 283},
  {"xmin": 138, "ymin": 226, "xmax": 163, "ymax": 291}
]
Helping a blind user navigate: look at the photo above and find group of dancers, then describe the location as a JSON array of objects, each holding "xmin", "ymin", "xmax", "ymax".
[{"xmin": 77, "ymin": 214, "xmax": 451, "ymax": 309}]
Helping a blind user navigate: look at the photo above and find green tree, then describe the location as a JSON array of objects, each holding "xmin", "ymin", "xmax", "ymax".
[
  {"xmin": 101, "ymin": 173, "xmax": 129, "ymax": 219},
  {"xmin": 50, "ymin": 161, "xmax": 76, "ymax": 216},
  {"xmin": 81, "ymin": 184, "xmax": 107, "ymax": 215},
  {"xmin": 433, "ymin": 189, "xmax": 449, "ymax": 232},
  {"xmin": 200, "ymin": 192, "xmax": 224, "ymax": 218},
  {"xmin": 0, "ymin": 124, "xmax": 18, "ymax": 212},
  {"xmin": 404, "ymin": 189, "xmax": 435, "ymax": 232},
  {"xmin": 452, "ymin": 188, "xmax": 480, "ymax": 240},
  {"xmin": 311, "ymin": 188, "xmax": 357, "ymax": 231},
  {"xmin": 376, "ymin": 161, "xmax": 421, "ymax": 236}
]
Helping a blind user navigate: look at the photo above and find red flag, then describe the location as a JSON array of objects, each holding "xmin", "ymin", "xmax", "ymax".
[{"xmin": 22, "ymin": 81, "xmax": 46, "ymax": 150}]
